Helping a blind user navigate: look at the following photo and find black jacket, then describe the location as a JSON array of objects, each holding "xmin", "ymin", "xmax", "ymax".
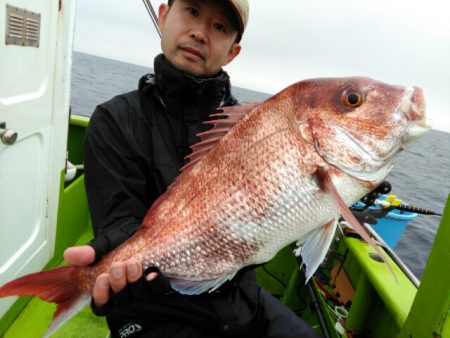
[{"xmin": 84, "ymin": 54, "xmax": 237, "ymax": 256}]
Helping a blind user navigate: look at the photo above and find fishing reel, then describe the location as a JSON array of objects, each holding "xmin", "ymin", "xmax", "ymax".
[
  {"xmin": 360, "ymin": 181, "xmax": 392, "ymax": 207},
  {"xmin": 350, "ymin": 181, "xmax": 393, "ymax": 225}
]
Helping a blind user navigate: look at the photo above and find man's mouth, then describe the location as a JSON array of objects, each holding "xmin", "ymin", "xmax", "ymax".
[{"xmin": 180, "ymin": 46, "xmax": 205, "ymax": 60}]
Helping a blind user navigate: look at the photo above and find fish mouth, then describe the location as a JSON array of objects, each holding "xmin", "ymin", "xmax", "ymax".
[{"xmin": 398, "ymin": 87, "xmax": 431, "ymax": 148}]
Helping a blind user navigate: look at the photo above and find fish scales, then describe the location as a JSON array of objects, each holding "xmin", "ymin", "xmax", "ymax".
[
  {"xmin": 98, "ymin": 98, "xmax": 324, "ymax": 281},
  {"xmin": 83, "ymin": 78, "xmax": 424, "ymax": 284},
  {"xmin": 129, "ymin": 140, "xmax": 281, "ymax": 273}
]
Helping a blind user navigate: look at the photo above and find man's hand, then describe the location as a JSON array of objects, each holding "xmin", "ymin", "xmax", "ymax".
[{"xmin": 64, "ymin": 245, "xmax": 158, "ymax": 307}]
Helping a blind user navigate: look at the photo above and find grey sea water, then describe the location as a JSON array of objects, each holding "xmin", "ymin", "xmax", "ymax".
[{"xmin": 71, "ymin": 51, "xmax": 450, "ymax": 279}]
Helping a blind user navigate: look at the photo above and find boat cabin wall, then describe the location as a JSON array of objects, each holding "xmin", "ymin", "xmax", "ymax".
[{"xmin": 0, "ymin": 0, "xmax": 76, "ymax": 319}]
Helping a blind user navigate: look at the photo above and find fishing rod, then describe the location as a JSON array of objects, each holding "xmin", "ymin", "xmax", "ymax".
[
  {"xmin": 142, "ymin": 0, "xmax": 162, "ymax": 38},
  {"xmin": 374, "ymin": 199, "xmax": 442, "ymax": 216},
  {"xmin": 359, "ymin": 181, "xmax": 443, "ymax": 216}
]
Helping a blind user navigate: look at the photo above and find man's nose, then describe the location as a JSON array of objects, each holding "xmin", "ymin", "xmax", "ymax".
[{"xmin": 188, "ymin": 22, "xmax": 207, "ymax": 43}]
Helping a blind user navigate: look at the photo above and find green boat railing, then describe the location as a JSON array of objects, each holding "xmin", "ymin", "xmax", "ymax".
[{"xmin": 398, "ymin": 194, "xmax": 450, "ymax": 337}]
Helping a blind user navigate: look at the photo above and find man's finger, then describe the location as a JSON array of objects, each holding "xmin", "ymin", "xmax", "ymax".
[
  {"xmin": 146, "ymin": 272, "xmax": 158, "ymax": 282},
  {"xmin": 109, "ymin": 262, "xmax": 128, "ymax": 293},
  {"xmin": 93, "ymin": 273, "xmax": 110, "ymax": 307},
  {"xmin": 126, "ymin": 258, "xmax": 142, "ymax": 283},
  {"xmin": 64, "ymin": 245, "xmax": 95, "ymax": 267}
]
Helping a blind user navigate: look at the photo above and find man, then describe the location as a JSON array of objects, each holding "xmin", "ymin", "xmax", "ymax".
[{"xmin": 65, "ymin": 0, "xmax": 320, "ymax": 337}]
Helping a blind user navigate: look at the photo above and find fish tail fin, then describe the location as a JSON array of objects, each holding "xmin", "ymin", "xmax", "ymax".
[
  {"xmin": 0, "ymin": 266, "xmax": 91, "ymax": 337},
  {"xmin": 316, "ymin": 166, "xmax": 398, "ymax": 283}
]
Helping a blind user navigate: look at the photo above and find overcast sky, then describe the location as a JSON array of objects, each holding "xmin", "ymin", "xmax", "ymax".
[{"xmin": 74, "ymin": 0, "xmax": 450, "ymax": 132}]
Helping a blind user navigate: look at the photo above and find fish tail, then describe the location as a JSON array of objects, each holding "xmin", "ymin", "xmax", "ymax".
[{"xmin": 0, "ymin": 266, "xmax": 91, "ymax": 337}]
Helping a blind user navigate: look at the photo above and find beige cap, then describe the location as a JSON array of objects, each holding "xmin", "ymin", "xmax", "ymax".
[{"xmin": 227, "ymin": 0, "xmax": 249, "ymax": 42}]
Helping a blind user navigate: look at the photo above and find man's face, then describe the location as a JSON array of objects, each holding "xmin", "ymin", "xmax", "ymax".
[{"xmin": 158, "ymin": 0, "xmax": 241, "ymax": 77}]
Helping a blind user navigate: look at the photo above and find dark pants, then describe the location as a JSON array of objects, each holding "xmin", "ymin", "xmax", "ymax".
[{"xmin": 100, "ymin": 270, "xmax": 320, "ymax": 338}]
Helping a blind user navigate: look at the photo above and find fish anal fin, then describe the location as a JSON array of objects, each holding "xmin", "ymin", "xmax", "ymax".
[
  {"xmin": 315, "ymin": 166, "xmax": 398, "ymax": 283},
  {"xmin": 296, "ymin": 219, "xmax": 338, "ymax": 282},
  {"xmin": 168, "ymin": 272, "xmax": 238, "ymax": 295}
]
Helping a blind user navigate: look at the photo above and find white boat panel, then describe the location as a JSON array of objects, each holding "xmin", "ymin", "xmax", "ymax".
[
  {"xmin": 0, "ymin": 127, "xmax": 50, "ymax": 274},
  {"xmin": 0, "ymin": 0, "xmax": 75, "ymax": 318}
]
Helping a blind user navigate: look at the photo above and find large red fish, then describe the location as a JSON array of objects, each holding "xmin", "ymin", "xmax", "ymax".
[{"xmin": 0, "ymin": 77, "xmax": 429, "ymax": 336}]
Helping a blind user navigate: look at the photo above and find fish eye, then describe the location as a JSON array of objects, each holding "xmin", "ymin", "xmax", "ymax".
[{"xmin": 343, "ymin": 90, "xmax": 364, "ymax": 108}]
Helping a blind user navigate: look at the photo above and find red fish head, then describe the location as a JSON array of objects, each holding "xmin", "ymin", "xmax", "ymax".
[{"xmin": 289, "ymin": 76, "xmax": 430, "ymax": 182}]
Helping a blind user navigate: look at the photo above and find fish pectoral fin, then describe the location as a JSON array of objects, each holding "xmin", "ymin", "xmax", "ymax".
[
  {"xmin": 296, "ymin": 219, "xmax": 338, "ymax": 282},
  {"xmin": 167, "ymin": 271, "xmax": 238, "ymax": 295},
  {"xmin": 316, "ymin": 165, "xmax": 398, "ymax": 283}
]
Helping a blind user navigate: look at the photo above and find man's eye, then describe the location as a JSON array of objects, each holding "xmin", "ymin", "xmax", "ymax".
[
  {"xmin": 186, "ymin": 7, "xmax": 199, "ymax": 16},
  {"xmin": 213, "ymin": 23, "xmax": 226, "ymax": 33}
]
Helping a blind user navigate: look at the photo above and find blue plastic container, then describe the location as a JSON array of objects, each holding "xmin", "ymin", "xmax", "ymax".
[
  {"xmin": 372, "ymin": 208, "xmax": 417, "ymax": 248},
  {"xmin": 352, "ymin": 197, "xmax": 418, "ymax": 248}
]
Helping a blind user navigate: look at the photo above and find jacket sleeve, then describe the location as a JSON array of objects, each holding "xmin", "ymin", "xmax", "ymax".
[{"xmin": 84, "ymin": 104, "xmax": 148, "ymax": 258}]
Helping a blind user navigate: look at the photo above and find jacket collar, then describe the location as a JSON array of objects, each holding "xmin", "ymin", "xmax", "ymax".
[{"xmin": 142, "ymin": 54, "xmax": 233, "ymax": 120}]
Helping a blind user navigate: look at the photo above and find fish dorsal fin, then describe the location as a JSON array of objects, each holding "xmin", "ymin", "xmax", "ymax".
[
  {"xmin": 180, "ymin": 103, "xmax": 259, "ymax": 173},
  {"xmin": 142, "ymin": 103, "xmax": 258, "ymax": 224},
  {"xmin": 315, "ymin": 166, "xmax": 398, "ymax": 283}
]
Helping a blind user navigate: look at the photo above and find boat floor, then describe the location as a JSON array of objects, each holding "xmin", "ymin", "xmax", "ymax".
[{"xmin": 4, "ymin": 229, "xmax": 109, "ymax": 338}]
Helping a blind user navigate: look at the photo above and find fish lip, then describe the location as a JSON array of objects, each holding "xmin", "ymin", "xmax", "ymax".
[{"xmin": 398, "ymin": 87, "xmax": 431, "ymax": 147}]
